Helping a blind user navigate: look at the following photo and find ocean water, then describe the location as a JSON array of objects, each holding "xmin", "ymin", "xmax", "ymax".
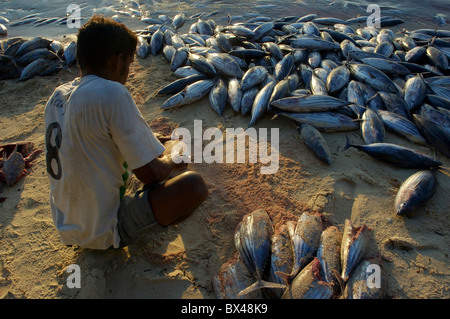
[{"xmin": 0, "ymin": 0, "xmax": 449, "ymax": 40}]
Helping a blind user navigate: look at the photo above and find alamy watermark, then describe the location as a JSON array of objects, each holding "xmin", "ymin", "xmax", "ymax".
[
  {"xmin": 367, "ymin": 4, "xmax": 381, "ymax": 28},
  {"xmin": 169, "ymin": 120, "xmax": 279, "ymax": 175},
  {"xmin": 66, "ymin": 4, "xmax": 81, "ymax": 29}
]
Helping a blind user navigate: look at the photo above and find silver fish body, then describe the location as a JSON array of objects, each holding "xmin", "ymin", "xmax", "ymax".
[
  {"xmin": 269, "ymin": 224, "xmax": 294, "ymax": 298},
  {"xmin": 340, "ymin": 219, "xmax": 371, "ymax": 281},
  {"xmin": 273, "ymin": 53, "xmax": 294, "ymax": 82},
  {"xmin": 272, "ymin": 95, "xmax": 351, "ymax": 113},
  {"xmin": 268, "ymin": 79, "xmax": 290, "ymax": 112},
  {"xmin": 413, "ymin": 113, "xmax": 450, "ymax": 158},
  {"xmin": 298, "ymin": 124, "xmax": 332, "ymax": 165},
  {"xmin": 317, "ymin": 226, "xmax": 342, "ymax": 294},
  {"xmin": 234, "ymin": 209, "xmax": 286, "ymax": 296},
  {"xmin": 188, "ymin": 53, "xmax": 217, "ymax": 76},
  {"xmin": 377, "ymin": 91, "xmax": 411, "ymax": 120},
  {"xmin": 287, "ymin": 212, "xmax": 323, "ymax": 279},
  {"xmin": 172, "ymin": 13, "xmax": 185, "ymax": 29},
  {"xmin": 234, "ymin": 209, "xmax": 273, "ymax": 278},
  {"xmin": 241, "ymin": 65, "xmax": 268, "ymax": 91},
  {"xmin": 348, "ymin": 63, "xmax": 398, "ymax": 93},
  {"xmin": 343, "ymin": 259, "xmax": 385, "ymax": 299},
  {"xmin": 161, "ymin": 79, "xmax": 215, "ymax": 109},
  {"xmin": 403, "ymin": 75, "xmax": 426, "ymax": 112},
  {"xmin": 394, "ymin": 170, "xmax": 437, "ymax": 216},
  {"xmin": 278, "ymin": 112, "xmax": 359, "ymax": 132},
  {"xmin": 16, "ymin": 47, "xmax": 58, "ymax": 66},
  {"xmin": 18, "ymin": 58, "xmax": 53, "ymax": 81},
  {"xmin": 360, "ymin": 57, "xmax": 411, "ymax": 76},
  {"xmin": 170, "ymin": 46, "xmax": 189, "ymax": 71},
  {"xmin": 63, "ymin": 41, "xmax": 77, "ymax": 66},
  {"xmin": 207, "ymin": 52, "xmax": 244, "ymax": 78},
  {"xmin": 136, "ymin": 36, "xmax": 150, "ymax": 59},
  {"xmin": 15, "ymin": 36, "xmax": 52, "ymax": 57},
  {"xmin": 212, "ymin": 255, "xmax": 263, "ymax": 299},
  {"xmin": 157, "ymin": 74, "xmax": 208, "ymax": 95},
  {"xmin": 228, "ymin": 78, "xmax": 242, "ymax": 113},
  {"xmin": 344, "ymin": 138, "xmax": 442, "ymax": 168},
  {"xmin": 310, "ymin": 73, "xmax": 328, "ymax": 96},
  {"xmin": 249, "ymin": 81, "xmax": 274, "ymax": 127},
  {"xmin": 378, "ymin": 110, "xmax": 427, "ymax": 146},
  {"xmin": 326, "ymin": 65, "xmax": 350, "ymax": 93},
  {"xmin": 240, "ymin": 86, "xmax": 259, "ymax": 115},
  {"xmin": 289, "ymin": 36, "xmax": 340, "ymax": 51},
  {"xmin": 361, "ymin": 108, "xmax": 385, "ymax": 144},
  {"xmin": 426, "ymin": 46, "xmax": 449, "ymax": 71},
  {"xmin": 281, "ymin": 258, "xmax": 333, "ymax": 299},
  {"xmin": 209, "ymin": 78, "xmax": 228, "ymax": 116}
]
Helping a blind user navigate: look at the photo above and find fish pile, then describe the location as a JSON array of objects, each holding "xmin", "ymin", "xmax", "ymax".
[
  {"xmin": 212, "ymin": 209, "xmax": 383, "ymax": 299},
  {"xmin": 0, "ymin": 36, "xmax": 76, "ymax": 81},
  {"xmin": 137, "ymin": 12, "xmax": 449, "ymax": 216},
  {"xmin": 0, "ymin": 141, "xmax": 42, "ymax": 188}
]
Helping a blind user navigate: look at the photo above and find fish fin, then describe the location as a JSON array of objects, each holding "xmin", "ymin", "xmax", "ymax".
[
  {"xmin": 237, "ymin": 279, "xmax": 286, "ymax": 297},
  {"xmin": 343, "ymin": 135, "xmax": 353, "ymax": 152},
  {"xmin": 274, "ymin": 270, "xmax": 296, "ymax": 285},
  {"xmin": 331, "ymin": 269, "xmax": 345, "ymax": 293}
]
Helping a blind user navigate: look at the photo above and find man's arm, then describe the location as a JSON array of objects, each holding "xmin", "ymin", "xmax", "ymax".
[{"xmin": 133, "ymin": 140, "xmax": 188, "ymax": 185}]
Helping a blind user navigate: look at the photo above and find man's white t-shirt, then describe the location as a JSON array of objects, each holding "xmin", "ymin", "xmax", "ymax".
[{"xmin": 44, "ymin": 75, "xmax": 165, "ymax": 249}]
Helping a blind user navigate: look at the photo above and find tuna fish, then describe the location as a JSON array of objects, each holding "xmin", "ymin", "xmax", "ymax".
[
  {"xmin": 344, "ymin": 136, "xmax": 442, "ymax": 168},
  {"xmin": 340, "ymin": 219, "xmax": 371, "ymax": 281},
  {"xmin": 277, "ymin": 112, "xmax": 359, "ymax": 132},
  {"xmin": 212, "ymin": 254, "xmax": 263, "ymax": 299},
  {"xmin": 161, "ymin": 79, "xmax": 216, "ymax": 109},
  {"xmin": 326, "ymin": 65, "xmax": 351, "ymax": 93},
  {"xmin": 379, "ymin": 110, "xmax": 427, "ymax": 146},
  {"xmin": 348, "ymin": 63, "xmax": 398, "ymax": 93},
  {"xmin": 343, "ymin": 258, "xmax": 385, "ymax": 299},
  {"xmin": 281, "ymin": 258, "xmax": 334, "ymax": 299},
  {"xmin": 207, "ymin": 52, "xmax": 243, "ymax": 78},
  {"xmin": 248, "ymin": 81, "xmax": 275, "ymax": 127},
  {"xmin": 209, "ymin": 78, "xmax": 228, "ymax": 116},
  {"xmin": 63, "ymin": 41, "xmax": 77, "ymax": 66},
  {"xmin": 394, "ymin": 170, "xmax": 438, "ymax": 216},
  {"xmin": 188, "ymin": 53, "xmax": 216, "ymax": 76},
  {"xmin": 403, "ymin": 75, "xmax": 427, "ymax": 112},
  {"xmin": 227, "ymin": 78, "xmax": 242, "ymax": 113},
  {"xmin": 280, "ymin": 212, "xmax": 324, "ymax": 282},
  {"xmin": 240, "ymin": 87, "xmax": 259, "ymax": 115},
  {"xmin": 361, "ymin": 108, "xmax": 385, "ymax": 144},
  {"xmin": 272, "ymin": 95, "xmax": 351, "ymax": 113},
  {"xmin": 316, "ymin": 226, "xmax": 342, "ymax": 294},
  {"xmin": 157, "ymin": 74, "xmax": 208, "ymax": 95},
  {"xmin": 234, "ymin": 209, "xmax": 286, "ymax": 296},
  {"xmin": 297, "ymin": 124, "xmax": 333, "ymax": 165},
  {"xmin": 241, "ymin": 66, "xmax": 268, "ymax": 91},
  {"xmin": 269, "ymin": 224, "xmax": 294, "ymax": 298}
]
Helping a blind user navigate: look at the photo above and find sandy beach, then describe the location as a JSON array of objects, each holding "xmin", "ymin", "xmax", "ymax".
[{"xmin": 0, "ymin": 36, "xmax": 449, "ymax": 299}]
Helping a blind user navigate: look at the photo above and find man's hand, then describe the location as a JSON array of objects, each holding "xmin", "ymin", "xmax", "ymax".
[{"xmin": 133, "ymin": 140, "xmax": 189, "ymax": 185}]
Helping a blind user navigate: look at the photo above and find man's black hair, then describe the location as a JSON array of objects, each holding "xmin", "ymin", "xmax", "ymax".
[{"xmin": 76, "ymin": 15, "xmax": 138, "ymax": 70}]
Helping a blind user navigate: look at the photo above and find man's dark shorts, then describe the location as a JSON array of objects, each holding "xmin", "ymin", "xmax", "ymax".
[{"xmin": 117, "ymin": 183, "xmax": 166, "ymax": 247}]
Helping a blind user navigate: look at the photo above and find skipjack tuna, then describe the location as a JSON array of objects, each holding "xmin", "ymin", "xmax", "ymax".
[{"xmin": 215, "ymin": 211, "xmax": 380, "ymax": 299}]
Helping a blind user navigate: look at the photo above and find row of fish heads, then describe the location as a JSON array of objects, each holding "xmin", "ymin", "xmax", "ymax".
[
  {"xmin": 141, "ymin": 15, "xmax": 450, "ymax": 161},
  {"xmin": 0, "ymin": 36, "xmax": 77, "ymax": 81},
  {"xmin": 213, "ymin": 209, "xmax": 381, "ymax": 299}
]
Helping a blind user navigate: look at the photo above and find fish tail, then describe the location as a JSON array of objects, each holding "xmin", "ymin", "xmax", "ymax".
[
  {"xmin": 237, "ymin": 279, "xmax": 286, "ymax": 297},
  {"xmin": 343, "ymin": 135, "xmax": 353, "ymax": 152}
]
